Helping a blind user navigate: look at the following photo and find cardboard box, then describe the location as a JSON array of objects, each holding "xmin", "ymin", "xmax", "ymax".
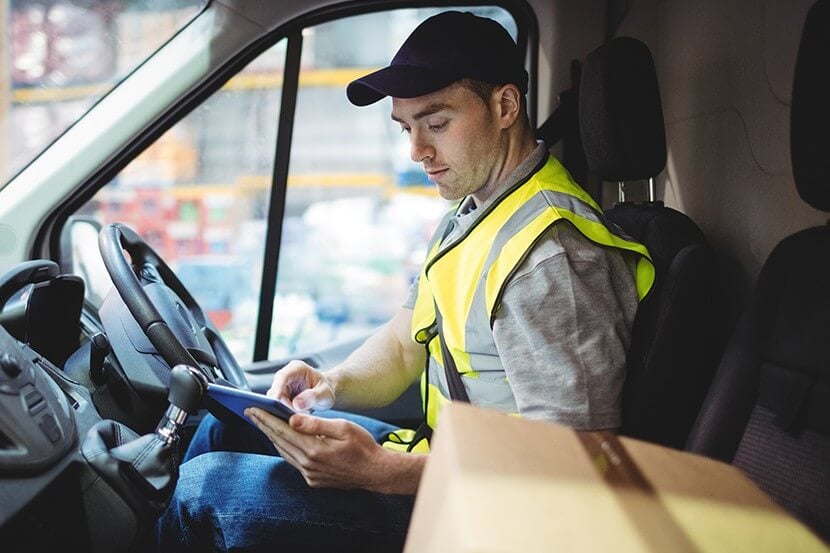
[{"xmin": 405, "ymin": 403, "xmax": 827, "ymax": 552}]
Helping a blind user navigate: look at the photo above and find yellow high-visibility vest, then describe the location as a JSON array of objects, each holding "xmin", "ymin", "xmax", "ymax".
[{"xmin": 386, "ymin": 155, "xmax": 653, "ymax": 453}]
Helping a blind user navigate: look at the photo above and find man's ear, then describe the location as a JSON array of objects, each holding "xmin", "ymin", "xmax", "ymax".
[{"xmin": 493, "ymin": 84, "xmax": 523, "ymax": 129}]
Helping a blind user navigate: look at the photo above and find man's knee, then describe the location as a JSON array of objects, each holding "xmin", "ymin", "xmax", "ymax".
[
  {"xmin": 170, "ymin": 451, "xmax": 227, "ymax": 519},
  {"xmin": 156, "ymin": 452, "xmax": 230, "ymax": 551}
]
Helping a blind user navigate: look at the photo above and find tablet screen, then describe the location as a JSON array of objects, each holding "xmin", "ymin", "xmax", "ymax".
[{"xmin": 206, "ymin": 383, "xmax": 296, "ymax": 425}]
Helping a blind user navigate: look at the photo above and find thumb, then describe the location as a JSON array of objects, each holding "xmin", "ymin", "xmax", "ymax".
[{"xmin": 292, "ymin": 382, "xmax": 334, "ymax": 412}]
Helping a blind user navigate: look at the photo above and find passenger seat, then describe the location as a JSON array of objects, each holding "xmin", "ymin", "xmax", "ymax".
[
  {"xmin": 579, "ymin": 37, "xmax": 720, "ymax": 449},
  {"xmin": 686, "ymin": 0, "xmax": 830, "ymax": 540}
]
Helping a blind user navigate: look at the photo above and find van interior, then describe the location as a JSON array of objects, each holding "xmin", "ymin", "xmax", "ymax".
[{"xmin": 0, "ymin": 0, "xmax": 827, "ymax": 550}]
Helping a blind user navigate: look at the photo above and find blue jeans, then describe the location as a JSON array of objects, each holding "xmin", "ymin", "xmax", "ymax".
[{"xmin": 154, "ymin": 411, "xmax": 415, "ymax": 552}]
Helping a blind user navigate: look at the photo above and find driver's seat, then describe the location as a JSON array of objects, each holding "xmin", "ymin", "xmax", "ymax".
[{"xmin": 579, "ymin": 37, "xmax": 720, "ymax": 449}]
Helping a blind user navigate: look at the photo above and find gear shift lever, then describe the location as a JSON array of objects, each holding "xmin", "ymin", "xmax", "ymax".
[{"xmin": 81, "ymin": 364, "xmax": 209, "ymax": 544}]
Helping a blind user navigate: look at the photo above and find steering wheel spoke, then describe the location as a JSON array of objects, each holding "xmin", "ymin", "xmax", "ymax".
[{"xmin": 98, "ymin": 223, "xmax": 248, "ymax": 390}]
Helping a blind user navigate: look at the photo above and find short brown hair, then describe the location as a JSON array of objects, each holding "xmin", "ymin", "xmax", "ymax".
[
  {"xmin": 458, "ymin": 78, "xmax": 500, "ymax": 104},
  {"xmin": 458, "ymin": 78, "xmax": 529, "ymax": 126}
]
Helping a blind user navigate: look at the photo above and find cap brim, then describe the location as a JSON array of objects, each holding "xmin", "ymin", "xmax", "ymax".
[{"xmin": 346, "ymin": 65, "xmax": 459, "ymax": 106}]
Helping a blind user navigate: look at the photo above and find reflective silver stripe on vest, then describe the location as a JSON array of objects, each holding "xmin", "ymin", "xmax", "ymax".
[
  {"xmin": 426, "ymin": 356, "xmax": 519, "ymax": 413},
  {"xmin": 539, "ymin": 189, "xmax": 639, "ymax": 244},
  {"xmin": 462, "ymin": 189, "xmax": 629, "ymax": 372}
]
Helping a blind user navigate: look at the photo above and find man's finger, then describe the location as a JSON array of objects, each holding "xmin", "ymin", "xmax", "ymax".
[
  {"xmin": 292, "ymin": 386, "xmax": 334, "ymax": 412},
  {"xmin": 273, "ymin": 439, "xmax": 307, "ymax": 468},
  {"xmin": 266, "ymin": 379, "xmax": 300, "ymax": 406},
  {"xmin": 272, "ymin": 441, "xmax": 307, "ymax": 472},
  {"xmin": 247, "ymin": 408, "xmax": 316, "ymax": 452},
  {"xmin": 247, "ymin": 408, "xmax": 295, "ymax": 445},
  {"xmin": 290, "ymin": 413, "xmax": 347, "ymax": 440},
  {"xmin": 266, "ymin": 360, "xmax": 311, "ymax": 401}
]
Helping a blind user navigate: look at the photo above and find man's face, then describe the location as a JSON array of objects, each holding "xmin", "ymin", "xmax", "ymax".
[{"xmin": 391, "ymin": 83, "xmax": 502, "ymax": 201}]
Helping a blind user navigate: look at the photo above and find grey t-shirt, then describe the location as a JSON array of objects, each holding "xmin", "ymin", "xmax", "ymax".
[{"xmin": 404, "ymin": 143, "xmax": 638, "ymax": 430}]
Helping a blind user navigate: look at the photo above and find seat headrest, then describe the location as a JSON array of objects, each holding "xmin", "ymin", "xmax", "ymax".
[
  {"xmin": 791, "ymin": 0, "xmax": 830, "ymax": 212},
  {"xmin": 579, "ymin": 37, "xmax": 666, "ymax": 182}
]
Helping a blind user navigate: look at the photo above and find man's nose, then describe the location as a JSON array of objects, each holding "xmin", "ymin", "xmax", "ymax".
[{"xmin": 410, "ymin": 131, "xmax": 434, "ymax": 163}]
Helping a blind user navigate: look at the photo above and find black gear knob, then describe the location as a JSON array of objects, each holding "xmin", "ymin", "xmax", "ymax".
[{"xmin": 168, "ymin": 364, "xmax": 208, "ymax": 415}]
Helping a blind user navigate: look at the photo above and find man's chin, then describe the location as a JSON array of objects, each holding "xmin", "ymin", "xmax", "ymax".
[{"xmin": 436, "ymin": 186, "xmax": 464, "ymax": 201}]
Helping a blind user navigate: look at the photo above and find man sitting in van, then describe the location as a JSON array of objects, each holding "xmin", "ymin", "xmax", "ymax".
[{"xmin": 155, "ymin": 11, "xmax": 652, "ymax": 552}]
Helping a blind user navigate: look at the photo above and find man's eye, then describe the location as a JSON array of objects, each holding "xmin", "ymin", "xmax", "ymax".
[
  {"xmin": 400, "ymin": 127, "xmax": 411, "ymax": 134},
  {"xmin": 428, "ymin": 122, "xmax": 448, "ymax": 132}
]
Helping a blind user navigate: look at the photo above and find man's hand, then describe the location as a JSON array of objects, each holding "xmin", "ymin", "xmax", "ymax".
[
  {"xmin": 267, "ymin": 360, "xmax": 335, "ymax": 412},
  {"xmin": 245, "ymin": 408, "xmax": 424, "ymax": 494}
]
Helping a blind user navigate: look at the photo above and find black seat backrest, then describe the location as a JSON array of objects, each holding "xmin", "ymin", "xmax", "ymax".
[
  {"xmin": 579, "ymin": 37, "xmax": 720, "ymax": 449},
  {"xmin": 686, "ymin": 0, "xmax": 830, "ymax": 539}
]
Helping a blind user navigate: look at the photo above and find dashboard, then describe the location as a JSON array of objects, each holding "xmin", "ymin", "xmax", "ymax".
[
  {"xmin": 0, "ymin": 259, "xmax": 205, "ymax": 552},
  {"xmin": 0, "ymin": 302, "xmax": 119, "ymax": 551}
]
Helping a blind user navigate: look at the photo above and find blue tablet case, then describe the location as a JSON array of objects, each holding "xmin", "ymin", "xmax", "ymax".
[{"xmin": 206, "ymin": 383, "xmax": 296, "ymax": 426}]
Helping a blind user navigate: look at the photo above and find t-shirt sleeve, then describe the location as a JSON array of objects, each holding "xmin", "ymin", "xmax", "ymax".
[
  {"xmin": 492, "ymin": 223, "xmax": 638, "ymax": 430},
  {"xmin": 402, "ymin": 277, "xmax": 419, "ymax": 310}
]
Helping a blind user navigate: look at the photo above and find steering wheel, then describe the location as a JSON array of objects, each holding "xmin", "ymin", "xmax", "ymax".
[{"xmin": 98, "ymin": 223, "xmax": 247, "ymax": 389}]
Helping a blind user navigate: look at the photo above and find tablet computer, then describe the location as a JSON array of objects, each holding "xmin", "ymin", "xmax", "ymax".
[{"xmin": 206, "ymin": 383, "xmax": 296, "ymax": 426}]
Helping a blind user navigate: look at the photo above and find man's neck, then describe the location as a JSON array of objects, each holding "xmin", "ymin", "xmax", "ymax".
[{"xmin": 472, "ymin": 136, "xmax": 542, "ymax": 206}]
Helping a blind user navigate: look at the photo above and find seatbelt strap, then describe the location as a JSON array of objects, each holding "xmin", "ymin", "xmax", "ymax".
[{"xmin": 434, "ymin": 303, "xmax": 470, "ymax": 403}]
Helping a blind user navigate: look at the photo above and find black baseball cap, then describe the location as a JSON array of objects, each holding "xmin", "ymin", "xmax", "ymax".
[{"xmin": 346, "ymin": 11, "xmax": 528, "ymax": 106}]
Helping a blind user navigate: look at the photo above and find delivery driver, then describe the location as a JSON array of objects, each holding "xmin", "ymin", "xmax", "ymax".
[{"xmin": 154, "ymin": 11, "xmax": 653, "ymax": 552}]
